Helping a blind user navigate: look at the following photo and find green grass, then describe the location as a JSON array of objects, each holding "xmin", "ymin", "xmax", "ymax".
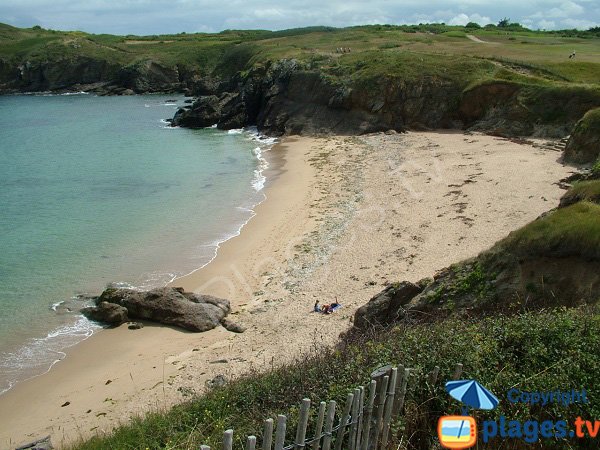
[
  {"xmin": 562, "ymin": 180, "xmax": 600, "ymax": 205},
  {"xmin": 71, "ymin": 307, "xmax": 600, "ymax": 449},
  {"xmin": 1, "ymin": 22, "xmax": 599, "ymax": 87},
  {"xmin": 576, "ymin": 107, "xmax": 600, "ymax": 133},
  {"xmin": 593, "ymin": 158, "xmax": 600, "ymax": 176},
  {"xmin": 500, "ymin": 201, "xmax": 600, "ymax": 260}
]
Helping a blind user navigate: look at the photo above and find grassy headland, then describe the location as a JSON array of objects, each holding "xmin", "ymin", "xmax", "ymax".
[{"xmin": 71, "ymin": 306, "xmax": 600, "ymax": 449}]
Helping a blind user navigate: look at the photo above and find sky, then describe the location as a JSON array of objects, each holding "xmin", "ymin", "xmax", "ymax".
[{"xmin": 0, "ymin": 0, "xmax": 599, "ymax": 35}]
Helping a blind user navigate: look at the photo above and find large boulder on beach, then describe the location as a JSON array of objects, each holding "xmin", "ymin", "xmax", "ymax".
[
  {"xmin": 81, "ymin": 301, "xmax": 129, "ymax": 325},
  {"xmin": 82, "ymin": 287, "xmax": 230, "ymax": 332},
  {"xmin": 353, "ymin": 281, "xmax": 424, "ymax": 330}
]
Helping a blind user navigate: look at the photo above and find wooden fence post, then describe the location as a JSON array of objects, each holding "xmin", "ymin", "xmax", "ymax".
[
  {"xmin": 246, "ymin": 436, "xmax": 257, "ymax": 450},
  {"xmin": 453, "ymin": 363, "xmax": 463, "ymax": 380},
  {"xmin": 428, "ymin": 366, "xmax": 440, "ymax": 389},
  {"xmin": 274, "ymin": 415, "xmax": 287, "ymax": 450},
  {"xmin": 322, "ymin": 400, "xmax": 337, "ymax": 450},
  {"xmin": 381, "ymin": 368, "xmax": 398, "ymax": 448},
  {"xmin": 355, "ymin": 386, "xmax": 365, "ymax": 450},
  {"xmin": 295, "ymin": 398, "xmax": 311, "ymax": 449},
  {"xmin": 334, "ymin": 392, "xmax": 354, "ymax": 450},
  {"xmin": 312, "ymin": 401, "xmax": 327, "ymax": 450},
  {"xmin": 360, "ymin": 379, "xmax": 377, "ymax": 450},
  {"xmin": 223, "ymin": 429, "xmax": 234, "ymax": 450},
  {"xmin": 262, "ymin": 418, "xmax": 274, "ymax": 450},
  {"xmin": 372, "ymin": 375, "xmax": 389, "ymax": 447},
  {"xmin": 395, "ymin": 368, "xmax": 410, "ymax": 415},
  {"xmin": 348, "ymin": 388, "xmax": 361, "ymax": 450}
]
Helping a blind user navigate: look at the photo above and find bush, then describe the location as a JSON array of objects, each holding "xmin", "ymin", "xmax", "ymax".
[{"xmin": 72, "ymin": 307, "xmax": 600, "ymax": 449}]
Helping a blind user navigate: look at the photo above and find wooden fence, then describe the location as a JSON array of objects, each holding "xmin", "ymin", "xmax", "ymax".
[{"xmin": 198, "ymin": 362, "xmax": 465, "ymax": 450}]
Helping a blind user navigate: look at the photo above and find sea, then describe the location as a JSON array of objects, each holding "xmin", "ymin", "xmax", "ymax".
[{"xmin": 0, "ymin": 93, "xmax": 274, "ymax": 394}]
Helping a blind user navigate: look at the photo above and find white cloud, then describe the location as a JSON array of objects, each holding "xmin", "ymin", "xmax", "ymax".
[
  {"xmin": 537, "ymin": 19, "xmax": 556, "ymax": 29},
  {"xmin": 561, "ymin": 17, "xmax": 598, "ymax": 28},
  {"xmin": 547, "ymin": 1, "xmax": 584, "ymax": 18},
  {"xmin": 0, "ymin": 0, "xmax": 598, "ymax": 34},
  {"xmin": 448, "ymin": 12, "xmax": 491, "ymax": 25}
]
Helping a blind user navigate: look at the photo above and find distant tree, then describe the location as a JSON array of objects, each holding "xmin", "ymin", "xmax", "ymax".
[
  {"xmin": 32, "ymin": 25, "xmax": 42, "ymax": 30},
  {"xmin": 465, "ymin": 22, "xmax": 481, "ymax": 29},
  {"xmin": 484, "ymin": 23, "xmax": 496, "ymax": 29},
  {"xmin": 498, "ymin": 17, "xmax": 510, "ymax": 28}
]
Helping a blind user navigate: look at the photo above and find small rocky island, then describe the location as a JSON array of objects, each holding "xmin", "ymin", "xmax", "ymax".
[{"xmin": 82, "ymin": 286, "xmax": 243, "ymax": 333}]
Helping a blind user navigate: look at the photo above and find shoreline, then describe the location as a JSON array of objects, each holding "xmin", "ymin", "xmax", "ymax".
[
  {"xmin": 0, "ymin": 121, "xmax": 270, "ymax": 399},
  {"xmin": 0, "ymin": 135, "xmax": 314, "ymax": 449},
  {"xmin": 0, "ymin": 132, "xmax": 575, "ymax": 449}
]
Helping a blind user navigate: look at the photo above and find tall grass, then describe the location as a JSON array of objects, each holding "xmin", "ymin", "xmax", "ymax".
[{"xmin": 72, "ymin": 307, "xmax": 600, "ymax": 449}]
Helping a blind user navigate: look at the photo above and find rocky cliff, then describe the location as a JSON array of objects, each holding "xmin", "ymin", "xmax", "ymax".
[
  {"xmin": 173, "ymin": 60, "xmax": 600, "ymax": 138},
  {"xmin": 0, "ymin": 56, "xmax": 187, "ymax": 95}
]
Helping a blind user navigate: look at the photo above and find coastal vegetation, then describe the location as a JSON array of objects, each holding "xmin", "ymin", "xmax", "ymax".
[
  {"xmin": 66, "ymin": 137, "xmax": 600, "ymax": 448},
  {"xmin": 72, "ymin": 306, "xmax": 600, "ymax": 449}
]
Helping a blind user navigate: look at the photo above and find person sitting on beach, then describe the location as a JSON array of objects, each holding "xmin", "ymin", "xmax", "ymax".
[
  {"xmin": 321, "ymin": 304, "xmax": 331, "ymax": 314},
  {"xmin": 314, "ymin": 301, "xmax": 321, "ymax": 312}
]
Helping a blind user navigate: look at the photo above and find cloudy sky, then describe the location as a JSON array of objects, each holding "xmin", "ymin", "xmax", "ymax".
[{"xmin": 1, "ymin": 0, "xmax": 599, "ymax": 35}]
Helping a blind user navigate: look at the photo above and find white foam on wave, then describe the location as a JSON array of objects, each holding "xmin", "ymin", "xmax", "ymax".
[
  {"xmin": 0, "ymin": 315, "xmax": 100, "ymax": 395},
  {"xmin": 169, "ymin": 126, "xmax": 276, "ymax": 285},
  {"xmin": 50, "ymin": 300, "xmax": 65, "ymax": 312}
]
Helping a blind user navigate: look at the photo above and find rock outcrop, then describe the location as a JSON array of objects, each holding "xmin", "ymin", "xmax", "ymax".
[
  {"xmin": 172, "ymin": 60, "xmax": 600, "ymax": 139},
  {"xmin": 82, "ymin": 287, "xmax": 230, "ymax": 332},
  {"xmin": 564, "ymin": 107, "xmax": 600, "ymax": 164},
  {"xmin": 15, "ymin": 436, "xmax": 53, "ymax": 450},
  {"xmin": 0, "ymin": 56, "xmax": 186, "ymax": 95},
  {"xmin": 81, "ymin": 301, "xmax": 128, "ymax": 325},
  {"xmin": 353, "ymin": 281, "xmax": 425, "ymax": 330}
]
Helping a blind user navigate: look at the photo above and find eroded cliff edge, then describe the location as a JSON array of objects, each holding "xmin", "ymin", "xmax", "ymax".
[{"xmin": 171, "ymin": 58, "xmax": 600, "ymax": 140}]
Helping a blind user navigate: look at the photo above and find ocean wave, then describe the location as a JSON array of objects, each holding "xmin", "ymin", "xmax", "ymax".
[{"xmin": 0, "ymin": 315, "xmax": 100, "ymax": 395}]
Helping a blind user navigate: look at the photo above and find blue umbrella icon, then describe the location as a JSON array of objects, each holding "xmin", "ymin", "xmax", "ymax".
[{"xmin": 446, "ymin": 380, "xmax": 499, "ymax": 410}]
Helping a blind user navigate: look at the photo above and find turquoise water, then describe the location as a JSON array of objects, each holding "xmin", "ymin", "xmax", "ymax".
[{"xmin": 0, "ymin": 94, "xmax": 271, "ymax": 393}]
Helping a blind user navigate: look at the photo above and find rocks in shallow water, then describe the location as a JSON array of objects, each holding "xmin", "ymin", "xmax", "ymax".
[
  {"xmin": 82, "ymin": 287, "xmax": 230, "ymax": 332},
  {"xmin": 15, "ymin": 436, "xmax": 53, "ymax": 450},
  {"xmin": 353, "ymin": 281, "xmax": 424, "ymax": 330},
  {"xmin": 221, "ymin": 318, "xmax": 246, "ymax": 333},
  {"xmin": 81, "ymin": 301, "xmax": 128, "ymax": 325}
]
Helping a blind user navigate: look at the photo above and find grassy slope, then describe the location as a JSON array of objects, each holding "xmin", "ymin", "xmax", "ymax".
[
  {"xmin": 1, "ymin": 23, "xmax": 600, "ymax": 85},
  {"xmin": 499, "ymin": 201, "xmax": 600, "ymax": 260},
  {"xmin": 72, "ymin": 307, "xmax": 600, "ymax": 449}
]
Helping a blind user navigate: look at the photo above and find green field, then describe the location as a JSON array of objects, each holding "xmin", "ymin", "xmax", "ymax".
[{"xmin": 1, "ymin": 22, "xmax": 600, "ymax": 84}]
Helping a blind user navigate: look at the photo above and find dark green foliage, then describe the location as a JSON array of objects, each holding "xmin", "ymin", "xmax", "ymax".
[
  {"xmin": 592, "ymin": 158, "xmax": 600, "ymax": 176},
  {"xmin": 71, "ymin": 307, "xmax": 600, "ymax": 449}
]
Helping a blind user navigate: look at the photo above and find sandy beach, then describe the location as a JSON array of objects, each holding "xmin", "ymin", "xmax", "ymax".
[{"xmin": 0, "ymin": 131, "xmax": 574, "ymax": 449}]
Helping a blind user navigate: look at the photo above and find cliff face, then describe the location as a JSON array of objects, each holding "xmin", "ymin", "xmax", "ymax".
[
  {"xmin": 173, "ymin": 60, "xmax": 469, "ymax": 135},
  {"xmin": 173, "ymin": 60, "xmax": 600, "ymax": 137},
  {"xmin": 0, "ymin": 56, "xmax": 186, "ymax": 95}
]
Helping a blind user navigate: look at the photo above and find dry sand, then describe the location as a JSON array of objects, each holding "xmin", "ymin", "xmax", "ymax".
[{"xmin": 0, "ymin": 131, "xmax": 575, "ymax": 449}]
